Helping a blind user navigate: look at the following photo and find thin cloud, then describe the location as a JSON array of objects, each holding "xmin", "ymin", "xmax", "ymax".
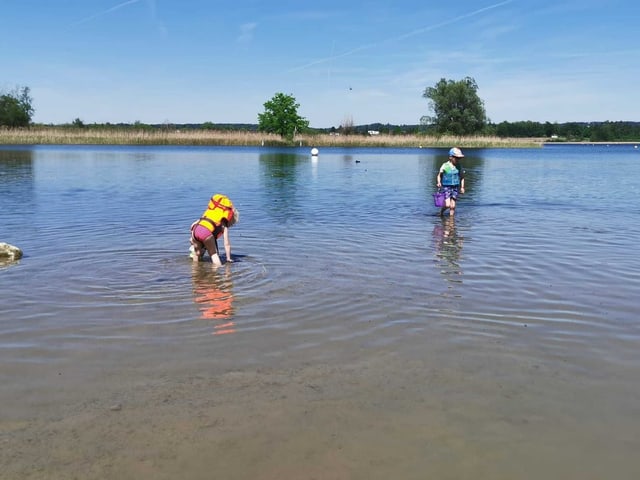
[
  {"xmin": 70, "ymin": 0, "xmax": 142, "ymax": 27},
  {"xmin": 287, "ymin": 0, "xmax": 513, "ymax": 73},
  {"xmin": 145, "ymin": 0, "xmax": 167, "ymax": 36},
  {"xmin": 238, "ymin": 23, "xmax": 257, "ymax": 44}
]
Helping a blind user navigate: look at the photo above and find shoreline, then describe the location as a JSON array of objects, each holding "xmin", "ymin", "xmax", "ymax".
[{"xmin": 545, "ymin": 141, "xmax": 639, "ymax": 145}]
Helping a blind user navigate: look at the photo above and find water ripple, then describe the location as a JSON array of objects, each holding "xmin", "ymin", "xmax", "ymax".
[{"xmin": 2, "ymin": 146, "xmax": 640, "ymax": 372}]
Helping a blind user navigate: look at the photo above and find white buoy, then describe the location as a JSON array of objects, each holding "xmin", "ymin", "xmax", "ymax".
[{"xmin": 311, "ymin": 147, "xmax": 319, "ymax": 156}]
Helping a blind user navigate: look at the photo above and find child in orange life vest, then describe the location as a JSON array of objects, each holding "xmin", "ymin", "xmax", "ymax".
[{"xmin": 190, "ymin": 194, "xmax": 239, "ymax": 267}]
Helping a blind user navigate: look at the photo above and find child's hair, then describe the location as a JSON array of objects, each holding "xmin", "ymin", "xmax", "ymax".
[{"xmin": 229, "ymin": 207, "xmax": 239, "ymax": 226}]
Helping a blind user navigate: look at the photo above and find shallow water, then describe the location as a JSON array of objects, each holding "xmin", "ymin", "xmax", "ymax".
[{"xmin": 1, "ymin": 144, "xmax": 640, "ymax": 479}]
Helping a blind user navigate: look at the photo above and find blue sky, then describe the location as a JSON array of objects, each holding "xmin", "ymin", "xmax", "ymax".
[{"xmin": 2, "ymin": 0, "xmax": 638, "ymax": 128}]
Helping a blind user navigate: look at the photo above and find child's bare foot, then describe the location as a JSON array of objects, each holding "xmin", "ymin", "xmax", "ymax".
[{"xmin": 211, "ymin": 253, "xmax": 223, "ymax": 268}]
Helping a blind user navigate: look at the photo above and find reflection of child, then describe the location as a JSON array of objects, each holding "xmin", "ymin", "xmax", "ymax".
[
  {"xmin": 190, "ymin": 194, "xmax": 239, "ymax": 268},
  {"xmin": 433, "ymin": 216, "xmax": 464, "ymax": 277},
  {"xmin": 192, "ymin": 263, "xmax": 235, "ymax": 335},
  {"xmin": 436, "ymin": 147, "xmax": 466, "ymax": 217}
]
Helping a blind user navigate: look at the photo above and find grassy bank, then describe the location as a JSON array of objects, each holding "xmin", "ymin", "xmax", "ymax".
[{"xmin": 0, "ymin": 127, "xmax": 544, "ymax": 148}]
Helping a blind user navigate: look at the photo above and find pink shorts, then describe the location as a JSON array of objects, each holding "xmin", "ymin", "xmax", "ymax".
[{"xmin": 192, "ymin": 224, "xmax": 213, "ymax": 243}]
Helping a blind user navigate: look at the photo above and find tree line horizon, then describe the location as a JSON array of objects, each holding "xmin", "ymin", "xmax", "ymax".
[
  {"xmin": 28, "ymin": 119, "xmax": 640, "ymax": 143},
  {"xmin": 2, "ymin": 80, "xmax": 639, "ymax": 142}
]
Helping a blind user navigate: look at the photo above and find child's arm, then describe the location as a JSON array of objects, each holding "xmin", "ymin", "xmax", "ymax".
[{"xmin": 222, "ymin": 227, "xmax": 233, "ymax": 263}]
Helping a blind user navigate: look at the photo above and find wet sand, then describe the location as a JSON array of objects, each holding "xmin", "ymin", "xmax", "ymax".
[{"xmin": 3, "ymin": 346, "xmax": 639, "ymax": 480}]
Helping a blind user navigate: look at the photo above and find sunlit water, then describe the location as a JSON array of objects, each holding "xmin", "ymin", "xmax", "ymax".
[{"xmin": 2, "ymin": 144, "xmax": 640, "ymax": 479}]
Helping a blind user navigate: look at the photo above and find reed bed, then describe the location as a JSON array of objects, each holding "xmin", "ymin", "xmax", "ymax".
[
  {"xmin": 0, "ymin": 127, "xmax": 544, "ymax": 148},
  {"xmin": 303, "ymin": 133, "xmax": 543, "ymax": 148}
]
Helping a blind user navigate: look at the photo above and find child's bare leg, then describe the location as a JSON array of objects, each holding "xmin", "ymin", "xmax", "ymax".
[
  {"xmin": 203, "ymin": 236, "xmax": 223, "ymax": 268},
  {"xmin": 190, "ymin": 239, "xmax": 205, "ymax": 261},
  {"xmin": 192, "ymin": 246, "xmax": 205, "ymax": 261},
  {"xmin": 440, "ymin": 197, "xmax": 451, "ymax": 216}
]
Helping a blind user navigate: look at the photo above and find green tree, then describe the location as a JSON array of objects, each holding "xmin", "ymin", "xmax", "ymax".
[
  {"xmin": 421, "ymin": 77, "xmax": 487, "ymax": 135},
  {"xmin": 258, "ymin": 92, "xmax": 309, "ymax": 140},
  {"xmin": 0, "ymin": 86, "xmax": 34, "ymax": 127}
]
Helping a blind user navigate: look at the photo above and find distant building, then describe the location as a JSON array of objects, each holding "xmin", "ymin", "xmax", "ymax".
[{"xmin": 368, "ymin": 130, "xmax": 380, "ymax": 135}]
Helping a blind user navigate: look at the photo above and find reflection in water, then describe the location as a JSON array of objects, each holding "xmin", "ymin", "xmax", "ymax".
[
  {"xmin": 432, "ymin": 216, "xmax": 464, "ymax": 281},
  {"xmin": 0, "ymin": 148, "xmax": 34, "ymax": 199},
  {"xmin": 259, "ymin": 152, "xmax": 307, "ymax": 223},
  {"xmin": 1, "ymin": 149, "xmax": 35, "ymax": 243},
  {"xmin": 0, "ymin": 148, "xmax": 34, "ymax": 173},
  {"xmin": 191, "ymin": 263, "xmax": 235, "ymax": 335}
]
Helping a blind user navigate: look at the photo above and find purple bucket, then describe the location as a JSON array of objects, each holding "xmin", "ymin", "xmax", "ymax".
[{"xmin": 433, "ymin": 191, "xmax": 446, "ymax": 207}]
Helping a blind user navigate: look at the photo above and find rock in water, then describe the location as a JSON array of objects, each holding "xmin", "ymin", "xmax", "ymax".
[{"xmin": 0, "ymin": 243, "xmax": 23, "ymax": 263}]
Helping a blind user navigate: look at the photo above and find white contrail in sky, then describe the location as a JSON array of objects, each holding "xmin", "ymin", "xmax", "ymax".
[
  {"xmin": 70, "ymin": 0, "xmax": 142, "ymax": 27},
  {"xmin": 287, "ymin": 0, "xmax": 513, "ymax": 73}
]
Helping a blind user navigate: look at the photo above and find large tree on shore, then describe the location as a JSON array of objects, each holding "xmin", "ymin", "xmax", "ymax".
[
  {"xmin": 421, "ymin": 77, "xmax": 487, "ymax": 135},
  {"xmin": 258, "ymin": 92, "xmax": 309, "ymax": 140},
  {"xmin": 0, "ymin": 86, "xmax": 34, "ymax": 128}
]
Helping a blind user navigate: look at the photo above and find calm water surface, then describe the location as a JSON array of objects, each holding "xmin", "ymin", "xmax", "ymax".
[{"xmin": 1, "ymin": 144, "xmax": 639, "ymax": 479}]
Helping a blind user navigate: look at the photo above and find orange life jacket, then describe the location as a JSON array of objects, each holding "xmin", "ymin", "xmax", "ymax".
[{"xmin": 195, "ymin": 194, "xmax": 235, "ymax": 237}]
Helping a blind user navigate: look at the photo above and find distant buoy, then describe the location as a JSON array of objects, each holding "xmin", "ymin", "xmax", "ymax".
[{"xmin": 311, "ymin": 147, "xmax": 319, "ymax": 156}]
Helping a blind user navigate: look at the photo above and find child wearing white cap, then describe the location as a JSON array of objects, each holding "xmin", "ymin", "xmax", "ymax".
[{"xmin": 436, "ymin": 147, "xmax": 466, "ymax": 216}]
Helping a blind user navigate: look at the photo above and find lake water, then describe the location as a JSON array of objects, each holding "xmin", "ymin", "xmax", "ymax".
[{"xmin": 1, "ymin": 143, "xmax": 640, "ymax": 479}]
